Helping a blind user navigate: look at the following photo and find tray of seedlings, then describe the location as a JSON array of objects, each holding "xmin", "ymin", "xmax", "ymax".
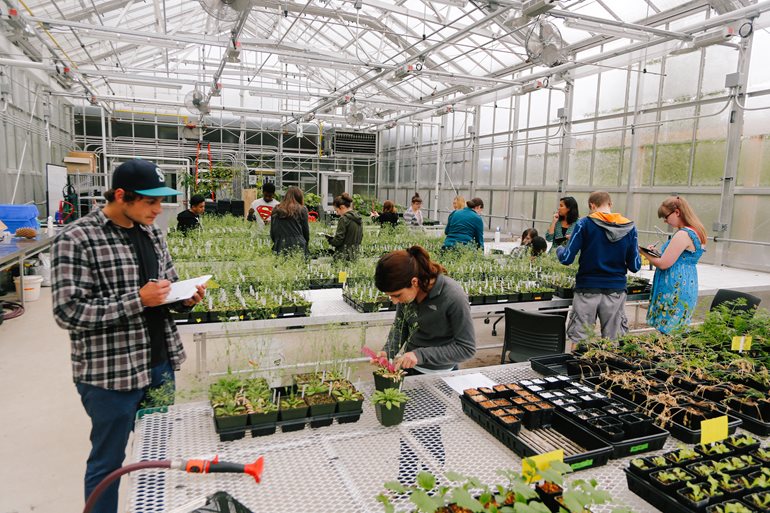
[
  {"xmin": 519, "ymin": 376, "xmax": 670, "ymax": 458},
  {"xmin": 209, "ymin": 373, "xmax": 364, "ymax": 442},
  {"xmin": 626, "ymin": 435, "xmax": 770, "ymax": 513},
  {"xmin": 461, "ymin": 379, "xmax": 612, "ymax": 471},
  {"xmin": 583, "ymin": 371, "xmax": 743, "ymax": 444},
  {"xmin": 648, "ymin": 369, "xmax": 770, "ymax": 437}
]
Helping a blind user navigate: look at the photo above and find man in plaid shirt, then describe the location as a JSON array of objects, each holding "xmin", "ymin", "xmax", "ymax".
[{"xmin": 52, "ymin": 159, "xmax": 205, "ymax": 513}]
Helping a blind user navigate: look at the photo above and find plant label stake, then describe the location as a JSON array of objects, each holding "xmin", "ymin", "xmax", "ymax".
[
  {"xmin": 701, "ymin": 416, "xmax": 729, "ymax": 445},
  {"xmin": 731, "ymin": 336, "xmax": 752, "ymax": 352},
  {"xmin": 338, "ymin": 271, "xmax": 347, "ymax": 284},
  {"xmin": 301, "ymin": 384, "xmax": 306, "ymax": 399},
  {"xmin": 522, "ymin": 449, "xmax": 564, "ymax": 483}
]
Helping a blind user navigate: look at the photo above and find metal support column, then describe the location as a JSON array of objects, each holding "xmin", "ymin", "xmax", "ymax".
[
  {"xmin": 394, "ymin": 126, "xmax": 401, "ymax": 203},
  {"xmin": 469, "ymin": 106, "xmax": 481, "ymax": 197},
  {"xmin": 625, "ymin": 61, "xmax": 647, "ymax": 221},
  {"xmin": 433, "ymin": 123, "xmax": 443, "ymax": 221},
  {"xmin": 715, "ymin": 36, "xmax": 753, "ymax": 266},
  {"xmin": 557, "ymin": 79, "xmax": 574, "ymax": 199}
]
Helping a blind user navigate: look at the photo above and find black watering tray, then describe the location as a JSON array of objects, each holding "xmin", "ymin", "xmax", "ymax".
[
  {"xmin": 625, "ymin": 468, "xmax": 693, "ymax": 513},
  {"xmin": 529, "ymin": 354, "xmax": 577, "ymax": 377},
  {"xmin": 583, "ymin": 376, "xmax": 743, "ymax": 444}
]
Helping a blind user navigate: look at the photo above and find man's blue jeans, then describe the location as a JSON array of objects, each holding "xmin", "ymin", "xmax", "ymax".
[{"xmin": 76, "ymin": 361, "xmax": 174, "ymax": 513}]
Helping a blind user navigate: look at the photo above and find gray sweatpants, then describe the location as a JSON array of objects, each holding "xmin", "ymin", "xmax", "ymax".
[{"xmin": 567, "ymin": 291, "xmax": 629, "ymax": 343}]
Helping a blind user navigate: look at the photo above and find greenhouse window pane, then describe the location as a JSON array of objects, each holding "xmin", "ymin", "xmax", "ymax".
[
  {"xmin": 653, "ymin": 142, "xmax": 691, "ymax": 186},
  {"xmin": 692, "ymin": 140, "xmax": 725, "ymax": 186},
  {"xmin": 701, "ymin": 45, "xmax": 737, "ymax": 97},
  {"xmin": 513, "ymin": 150, "xmax": 526, "ymax": 186},
  {"xmin": 526, "ymin": 140, "xmax": 546, "ymax": 186},
  {"xmin": 638, "ymin": 61, "xmax": 662, "ymax": 108},
  {"xmin": 598, "ymin": 68, "xmax": 629, "ymax": 115},
  {"xmin": 573, "ymin": 75, "xmax": 598, "ymax": 119},
  {"xmin": 662, "ymin": 52, "xmax": 701, "ymax": 102},
  {"xmin": 748, "ymin": 30, "xmax": 770, "ymax": 91},
  {"xmin": 729, "ymin": 195, "xmax": 770, "ymax": 271},
  {"xmin": 568, "ymin": 134, "xmax": 593, "ymax": 186},
  {"xmin": 545, "ymin": 152, "xmax": 560, "ymax": 185},
  {"xmin": 479, "ymin": 105, "xmax": 495, "ymax": 136},
  {"xmin": 737, "ymin": 135, "xmax": 770, "ymax": 187}
]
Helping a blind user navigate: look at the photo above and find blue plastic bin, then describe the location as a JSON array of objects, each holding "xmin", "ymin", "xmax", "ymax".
[{"xmin": 0, "ymin": 205, "xmax": 40, "ymax": 233}]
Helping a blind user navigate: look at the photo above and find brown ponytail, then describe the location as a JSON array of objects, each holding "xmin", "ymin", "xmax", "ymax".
[{"xmin": 375, "ymin": 245, "xmax": 446, "ymax": 293}]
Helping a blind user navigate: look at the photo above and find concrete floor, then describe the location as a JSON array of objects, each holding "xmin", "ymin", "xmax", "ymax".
[{"xmin": 3, "ymin": 287, "xmax": 766, "ymax": 513}]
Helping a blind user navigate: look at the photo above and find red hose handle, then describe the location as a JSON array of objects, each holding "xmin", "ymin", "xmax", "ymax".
[{"xmin": 184, "ymin": 455, "xmax": 264, "ymax": 483}]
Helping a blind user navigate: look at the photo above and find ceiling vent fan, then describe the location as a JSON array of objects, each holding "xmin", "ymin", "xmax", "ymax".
[
  {"xmin": 184, "ymin": 88, "xmax": 211, "ymax": 115},
  {"xmin": 525, "ymin": 19, "xmax": 567, "ymax": 68},
  {"xmin": 199, "ymin": 0, "xmax": 252, "ymax": 22}
]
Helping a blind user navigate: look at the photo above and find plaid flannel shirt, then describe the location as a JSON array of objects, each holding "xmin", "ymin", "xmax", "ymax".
[{"xmin": 52, "ymin": 209, "xmax": 186, "ymax": 391}]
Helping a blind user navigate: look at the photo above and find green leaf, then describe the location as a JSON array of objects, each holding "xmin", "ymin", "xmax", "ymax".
[
  {"xmin": 410, "ymin": 489, "xmax": 438, "ymax": 513},
  {"xmin": 376, "ymin": 494, "xmax": 395, "ymax": 513},
  {"xmin": 383, "ymin": 481, "xmax": 406, "ymax": 494},
  {"xmin": 445, "ymin": 470, "xmax": 467, "ymax": 482},
  {"xmin": 452, "ymin": 487, "xmax": 484, "ymax": 512},
  {"xmin": 416, "ymin": 471, "xmax": 436, "ymax": 491}
]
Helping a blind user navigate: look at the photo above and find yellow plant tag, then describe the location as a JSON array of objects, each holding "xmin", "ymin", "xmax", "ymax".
[
  {"xmin": 522, "ymin": 449, "xmax": 564, "ymax": 483},
  {"xmin": 640, "ymin": 255, "xmax": 649, "ymax": 266},
  {"xmin": 731, "ymin": 336, "xmax": 752, "ymax": 352},
  {"xmin": 338, "ymin": 271, "xmax": 347, "ymax": 284},
  {"xmin": 701, "ymin": 416, "xmax": 728, "ymax": 445},
  {"xmin": 207, "ymin": 280, "xmax": 219, "ymax": 289}
]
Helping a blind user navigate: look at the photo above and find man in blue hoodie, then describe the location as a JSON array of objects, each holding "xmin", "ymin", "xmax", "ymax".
[{"xmin": 556, "ymin": 191, "xmax": 641, "ymax": 346}]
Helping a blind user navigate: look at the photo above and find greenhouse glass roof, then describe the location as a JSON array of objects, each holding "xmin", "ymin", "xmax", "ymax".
[{"xmin": 4, "ymin": 0, "xmax": 768, "ymax": 126}]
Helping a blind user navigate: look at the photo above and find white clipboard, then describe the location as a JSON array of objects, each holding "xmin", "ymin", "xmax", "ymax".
[{"xmin": 163, "ymin": 275, "xmax": 212, "ymax": 304}]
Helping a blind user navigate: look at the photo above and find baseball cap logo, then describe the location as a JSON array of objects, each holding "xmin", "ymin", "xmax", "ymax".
[{"xmin": 155, "ymin": 167, "xmax": 165, "ymax": 183}]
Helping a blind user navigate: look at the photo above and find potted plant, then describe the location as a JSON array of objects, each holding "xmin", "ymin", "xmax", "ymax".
[
  {"xmin": 705, "ymin": 500, "xmax": 755, "ymax": 513},
  {"xmin": 363, "ymin": 347, "xmax": 406, "ymax": 391},
  {"xmin": 372, "ymin": 387, "xmax": 409, "ymax": 427},
  {"xmin": 698, "ymin": 442, "xmax": 734, "ymax": 458},
  {"xmin": 727, "ymin": 434, "xmax": 760, "ymax": 454},
  {"xmin": 303, "ymin": 381, "xmax": 337, "ymax": 428},
  {"xmin": 650, "ymin": 467, "xmax": 697, "ymax": 491},
  {"xmin": 279, "ymin": 391, "xmax": 308, "ymax": 432},
  {"xmin": 333, "ymin": 386, "xmax": 364, "ymax": 423},
  {"xmin": 677, "ymin": 478, "xmax": 723, "ymax": 511},
  {"xmin": 246, "ymin": 397, "xmax": 278, "ymax": 436},
  {"xmin": 213, "ymin": 398, "xmax": 248, "ymax": 430},
  {"xmin": 744, "ymin": 491, "xmax": 770, "ymax": 513}
]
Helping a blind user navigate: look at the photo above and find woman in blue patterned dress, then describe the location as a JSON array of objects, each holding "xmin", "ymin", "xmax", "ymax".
[{"xmin": 642, "ymin": 196, "xmax": 706, "ymax": 334}]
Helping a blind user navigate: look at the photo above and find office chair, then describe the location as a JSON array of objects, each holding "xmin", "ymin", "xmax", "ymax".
[
  {"xmin": 710, "ymin": 289, "xmax": 761, "ymax": 315},
  {"xmin": 502, "ymin": 308, "xmax": 567, "ymax": 364}
]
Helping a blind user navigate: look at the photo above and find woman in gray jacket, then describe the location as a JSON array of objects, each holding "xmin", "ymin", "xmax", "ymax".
[
  {"xmin": 270, "ymin": 187, "xmax": 310, "ymax": 255},
  {"xmin": 374, "ymin": 245, "xmax": 476, "ymax": 373}
]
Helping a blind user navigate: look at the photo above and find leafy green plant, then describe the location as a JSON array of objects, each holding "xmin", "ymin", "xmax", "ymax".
[
  {"xmin": 699, "ymin": 442, "xmax": 731, "ymax": 455},
  {"xmin": 280, "ymin": 392, "xmax": 306, "ymax": 410},
  {"xmin": 729, "ymin": 434, "xmax": 758, "ymax": 448},
  {"xmin": 652, "ymin": 467, "xmax": 693, "ymax": 484},
  {"xmin": 667, "ymin": 447, "xmax": 699, "ymax": 463},
  {"xmin": 333, "ymin": 387, "xmax": 363, "ymax": 402},
  {"xmin": 683, "ymin": 478, "xmax": 720, "ymax": 501},
  {"xmin": 371, "ymin": 388, "xmax": 409, "ymax": 410},
  {"xmin": 213, "ymin": 398, "xmax": 247, "ymax": 417},
  {"xmin": 140, "ymin": 373, "xmax": 175, "ymax": 409},
  {"xmin": 747, "ymin": 492, "xmax": 770, "ymax": 509}
]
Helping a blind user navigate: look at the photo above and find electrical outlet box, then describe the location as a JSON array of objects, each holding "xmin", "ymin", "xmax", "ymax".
[
  {"xmin": 725, "ymin": 72, "xmax": 743, "ymax": 88},
  {"xmin": 712, "ymin": 221, "xmax": 727, "ymax": 232},
  {"xmin": 557, "ymin": 107, "xmax": 566, "ymax": 119}
]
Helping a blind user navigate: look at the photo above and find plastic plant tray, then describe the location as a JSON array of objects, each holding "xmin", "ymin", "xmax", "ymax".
[
  {"xmin": 565, "ymin": 411, "xmax": 670, "ymax": 459},
  {"xmin": 213, "ymin": 409, "xmax": 363, "ymax": 442},
  {"xmin": 583, "ymin": 376, "xmax": 743, "ymax": 444},
  {"xmin": 512, "ymin": 413, "xmax": 613, "ymax": 471},
  {"xmin": 529, "ymin": 354, "xmax": 577, "ymax": 377},
  {"xmin": 625, "ymin": 468, "xmax": 693, "ymax": 513}
]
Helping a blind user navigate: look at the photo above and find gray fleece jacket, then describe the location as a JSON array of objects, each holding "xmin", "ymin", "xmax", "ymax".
[{"xmin": 383, "ymin": 274, "xmax": 476, "ymax": 370}]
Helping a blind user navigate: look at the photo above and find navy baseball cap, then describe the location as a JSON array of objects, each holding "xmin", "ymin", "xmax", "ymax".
[{"xmin": 112, "ymin": 159, "xmax": 181, "ymax": 196}]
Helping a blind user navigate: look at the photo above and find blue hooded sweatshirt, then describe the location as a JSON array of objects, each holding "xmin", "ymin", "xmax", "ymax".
[
  {"xmin": 556, "ymin": 212, "xmax": 641, "ymax": 290},
  {"xmin": 443, "ymin": 207, "xmax": 484, "ymax": 249}
]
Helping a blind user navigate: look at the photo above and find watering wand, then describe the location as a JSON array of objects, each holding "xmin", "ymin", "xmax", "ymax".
[{"xmin": 83, "ymin": 455, "xmax": 264, "ymax": 513}]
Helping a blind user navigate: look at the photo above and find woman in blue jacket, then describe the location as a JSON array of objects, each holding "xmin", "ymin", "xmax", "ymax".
[{"xmin": 443, "ymin": 197, "xmax": 484, "ymax": 250}]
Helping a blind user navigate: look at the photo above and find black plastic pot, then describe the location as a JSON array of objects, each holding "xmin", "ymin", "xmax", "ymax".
[
  {"xmin": 535, "ymin": 482, "xmax": 563, "ymax": 513},
  {"xmin": 214, "ymin": 413, "xmax": 248, "ymax": 430},
  {"xmin": 373, "ymin": 372, "xmax": 402, "ymax": 392},
  {"xmin": 744, "ymin": 491, "xmax": 770, "ymax": 513},
  {"xmin": 375, "ymin": 402, "xmax": 406, "ymax": 427},
  {"xmin": 676, "ymin": 487, "xmax": 710, "ymax": 511},
  {"xmin": 620, "ymin": 412, "xmax": 652, "ymax": 437},
  {"xmin": 279, "ymin": 405, "xmax": 309, "ymax": 432},
  {"xmin": 706, "ymin": 499, "xmax": 756, "ymax": 513},
  {"xmin": 650, "ymin": 469, "xmax": 698, "ymax": 492},
  {"xmin": 336, "ymin": 399, "xmax": 364, "ymax": 424}
]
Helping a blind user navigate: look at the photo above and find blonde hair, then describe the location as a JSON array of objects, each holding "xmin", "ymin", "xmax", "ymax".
[
  {"xmin": 588, "ymin": 190, "xmax": 611, "ymax": 209},
  {"xmin": 452, "ymin": 195, "xmax": 466, "ymax": 210},
  {"xmin": 657, "ymin": 196, "xmax": 707, "ymax": 245}
]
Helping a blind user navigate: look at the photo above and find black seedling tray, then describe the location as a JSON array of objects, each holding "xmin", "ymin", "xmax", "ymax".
[
  {"xmin": 730, "ymin": 411, "xmax": 770, "ymax": 436},
  {"xmin": 583, "ymin": 376, "xmax": 742, "ymax": 444},
  {"xmin": 512, "ymin": 413, "xmax": 613, "ymax": 471},
  {"xmin": 529, "ymin": 354, "xmax": 577, "ymax": 377},
  {"xmin": 213, "ymin": 409, "xmax": 362, "ymax": 442},
  {"xmin": 625, "ymin": 468, "xmax": 693, "ymax": 513},
  {"xmin": 460, "ymin": 394, "xmax": 522, "ymax": 437}
]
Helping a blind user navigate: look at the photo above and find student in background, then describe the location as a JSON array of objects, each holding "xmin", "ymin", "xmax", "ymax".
[
  {"xmin": 546, "ymin": 196, "xmax": 579, "ymax": 252},
  {"xmin": 510, "ymin": 228, "xmax": 539, "ymax": 258},
  {"xmin": 326, "ymin": 192, "xmax": 363, "ymax": 260},
  {"xmin": 176, "ymin": 194, "xmax": 205, "ymax": 234},
  {"xmin": 371, "ymin": 200, "xmax": 399, "ymax": 228},
  {"xmin": 557, "ymin": 191, "xmax": 641, "ymax": 346},
  {"xmin": 250, "ymin": 182, "xmax": 279, "ymax": 224},
  {"xmin": 442, "ymin": 197, "xmax": 484, "ymax": 250},
  {"xmin": 403, "ymin": 193, "xmax": 424, "ymax": 226},
  {"xmin": 270, "ymin": 186, "xmax": 310, "ymax": 255},
  {"xmin": 643, "ymin": 196, "xmax": 706, "ymax": 334},
  {"xmin": 530, "ymin": 236, "xmax": 547, "ymax": 258}
]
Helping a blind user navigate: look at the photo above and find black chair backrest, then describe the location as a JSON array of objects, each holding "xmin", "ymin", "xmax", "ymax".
[
  {"xmin": 503, "ymin": 308, "xmax": 566, "ymax": 364},
  {"xmin": 710, "ymin": 289, "xmax": 761, "ymax": 314}
]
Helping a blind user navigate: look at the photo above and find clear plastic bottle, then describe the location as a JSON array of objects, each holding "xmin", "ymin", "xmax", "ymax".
[
  {"xmin": 494, "ymin": 226, "xmax": 501, "ymax": 243},
  {"xmin": 47, "ymin": 216, "xmax": 54, "ymax": 235}
]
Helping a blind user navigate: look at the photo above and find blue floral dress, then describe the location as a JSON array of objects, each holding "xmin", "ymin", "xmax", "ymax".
[{"xmin": 646, "ymin": 227, "xmax": 704, "ymax": 334}]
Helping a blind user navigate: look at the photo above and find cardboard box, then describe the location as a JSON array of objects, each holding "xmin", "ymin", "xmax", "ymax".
[{"xmin": 64, "ymin": 151, "xmax": 97, "ymax": 173}]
